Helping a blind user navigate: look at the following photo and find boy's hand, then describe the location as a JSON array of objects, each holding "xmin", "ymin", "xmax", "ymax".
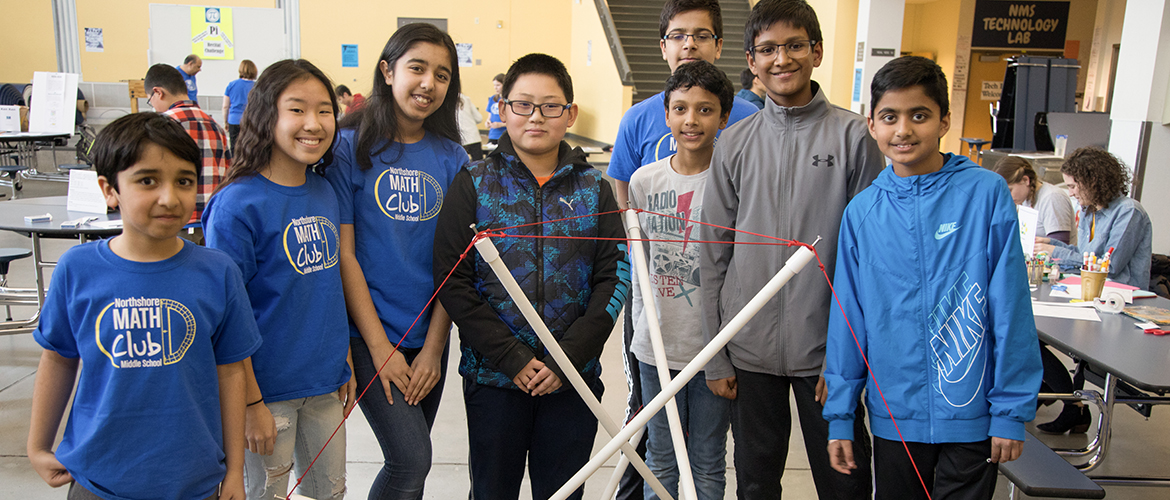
[
  {"xmin": 512, "ymin": 358, "xmax": 545, "ymax": 395},
  {"xmin": 707, "ymin": 376, "xmax": 737, "ymax": 400},
  {"xmin": 828, "ymin": 439, "xmax": 857, "ymax": 474},
  {"xmin": 989, "ymin": 437, "xmax": 1024, "ymax": 463},
  {"xmin": 528, "ymin": 366, "xmax": 562, "ymax": 396},
  {"xmin": 406, "ymin": 349, "xmax": 443, "ymax": 405},
  {"xmin": 218, "ymin": 469, "xmax": 245, "ymax": 500},
  {"xmin": 815, "ymin": 376, "xmax": 828, "ymax": 404},
  {"xmin": 371, "ymin": 344, "xmax": 413, "ymax": 405},
  {"xmin": 244, "ymin": 402, "xmax": 276, "ymax": 455},
  {"xmin": 29, "ymin": 449, "xmax": 72, "ymax": 487},
  {"xmin": 338, "ymin": 349, "xmax": 357, "ymax": 415}
]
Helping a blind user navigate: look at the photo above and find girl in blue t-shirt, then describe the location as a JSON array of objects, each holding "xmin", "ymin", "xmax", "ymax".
[
  {"xmin": 203, "ymin": 59, "xmax": 354, "ymax": 500},
  {"xmin": 325, "ymin": 23, "xmax": 468, "ymax": 500},
  {"xmin": 486, "ymin": 72, "xmax": 505, "ymax": 144}
]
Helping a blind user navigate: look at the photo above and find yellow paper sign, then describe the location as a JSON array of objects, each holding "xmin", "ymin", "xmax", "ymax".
[{"xmin": 190, "ymin": 6, "xmax": 234, "ymax": 60}]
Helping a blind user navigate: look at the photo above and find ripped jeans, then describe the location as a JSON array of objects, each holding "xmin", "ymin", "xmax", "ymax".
[{"xmin": 244, "ymin": 393, "xmax": 347, "ymax": 500}]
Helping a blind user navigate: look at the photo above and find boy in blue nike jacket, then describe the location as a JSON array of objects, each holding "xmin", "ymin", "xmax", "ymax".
[{"xmin": 823, "ymin": 56, "xmax": 1041, "ymax": 500}]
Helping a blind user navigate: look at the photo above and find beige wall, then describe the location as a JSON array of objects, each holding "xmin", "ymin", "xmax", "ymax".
[
  {"xmin": 300, "ymin": 1, "xmax": 580, "ymax": 140},
  {"xmin": 570, "ymin": 0, "xmax": 633, "ymax": 142},
  {"xmin": 0, "ymin": 1, "xmax": 57, "ymax": 83}
]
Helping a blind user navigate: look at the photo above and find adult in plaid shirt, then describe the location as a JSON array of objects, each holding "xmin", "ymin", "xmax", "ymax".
[{"xmin": 145, "ymin": 64, "xmax": 231, "ymax": 223}]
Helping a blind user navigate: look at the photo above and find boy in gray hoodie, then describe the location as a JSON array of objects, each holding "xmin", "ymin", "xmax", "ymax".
[{"xmin": 698, "ymin": 1, "xmax": 883, "ymax": 498}]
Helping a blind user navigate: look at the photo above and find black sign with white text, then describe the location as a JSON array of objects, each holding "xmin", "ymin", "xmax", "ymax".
[{"xmin": 972, "ymin": 1, "xmax": 1069, "ymax": 49}]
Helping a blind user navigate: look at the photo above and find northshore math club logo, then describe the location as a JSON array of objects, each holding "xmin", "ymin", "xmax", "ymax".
[
  {"xmin": 95, "ymin": 297, "xmax": 196, "ymax": 369},
  {"xmin": 374, "ymin": 167, "xmax": 444, "ymax": 222},
  {"xmin": 283, "ymin": 216, "xmax": 340, "ymax": 275}
]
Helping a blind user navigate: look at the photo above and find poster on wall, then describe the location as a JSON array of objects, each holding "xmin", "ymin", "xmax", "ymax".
[
  {"xmin": 85, "ymin": 28, "xmax": 104, "ymax": 52},
  {"xmin": 456, "ymin": 43, "xmax": 473, "ymax": 68},
  {"xmin": 191, "ymin": 6, "xmax": 235, "ymax": 60},
  {"xmin": 981, "ymin": 81, "xmax": 1003, "ymax": 100},
  {"xmin": 972, "ymin": 1, "xmax": 1069, "ymax": 50},
  {"xmin": 342, "ymin": 44, "xmax": 359, "ymax": 68}
]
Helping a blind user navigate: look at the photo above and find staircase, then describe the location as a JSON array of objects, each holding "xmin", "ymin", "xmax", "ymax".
[{"xmin": 606, "ymin": 0, "xmax": 753, "ymax": 106}]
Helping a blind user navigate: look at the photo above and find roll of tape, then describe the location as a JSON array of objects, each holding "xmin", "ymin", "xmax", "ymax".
[{"xmin": 1094, "ymin": 291, "xmax": 1126, "ymax": 314}]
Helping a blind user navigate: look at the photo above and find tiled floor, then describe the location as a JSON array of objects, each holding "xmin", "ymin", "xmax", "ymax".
[{"xmin": 2, "ymin": 163, "xmax": 1168, "ymax": 499}]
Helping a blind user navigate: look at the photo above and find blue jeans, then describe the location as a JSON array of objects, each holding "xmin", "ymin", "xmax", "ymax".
[
  {"xmin": 244, "ymin": 393, "xmax": 347, "ymax": 500},
  {"xmin": 464, "ymin": 376, "xmax": 602, "ymax": 500},
  {"xmin": 638, "ymin": 362, "xmax": 731, "ymax": 500},
  {"xmin": 351, "ymin": 337, "xmax": 448, "ymax": 500}
]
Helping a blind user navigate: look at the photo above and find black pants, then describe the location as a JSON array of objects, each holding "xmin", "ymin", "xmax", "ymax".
[
  {"xmin": 873, "ymin": 436, "xmax": 997, "ymax": 500},
  {"xmin": 463, "ymin": 142, "xmax": 484, "ymax": 161},
  {"xmin": 464, "ymin": 377, "xmax": 602, "ymax": 500},
  {"xmin": 227, "ymin": 123, "xmax": 240, "ymax": 155},
  {"xmin": 732, "ymin": 369, "xmax": 872, "ymax": 500},
  {"xmin": 617, "ymin": 293, "xmax": 648, "ymax": 500}
]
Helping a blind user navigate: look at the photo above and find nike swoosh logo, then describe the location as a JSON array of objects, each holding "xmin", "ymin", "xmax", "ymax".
[{"xmin": 935, "ymin": 227, "xmax": 960, "ymax": 240}]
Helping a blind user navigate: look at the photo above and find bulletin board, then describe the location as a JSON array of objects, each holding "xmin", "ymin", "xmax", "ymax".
[{"xmin": 148, "ymin": 4, "xmax": 286, "ymax": 98}]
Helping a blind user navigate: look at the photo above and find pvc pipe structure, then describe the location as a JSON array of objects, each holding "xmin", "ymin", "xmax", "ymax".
[
  {"xmin": 551, "ymin": 242, "xmax": 818, "ymax": 500},
  {"xmin": 623, "ymin": 210, "xmax": 697, "ymax": 500},
  {"xmin": 597, "ymin": 427, "xmax": 646, "ymax": 500},
  {"xmin": 473, "ymin": 237, "xmax": 675, "ymax": 500}
]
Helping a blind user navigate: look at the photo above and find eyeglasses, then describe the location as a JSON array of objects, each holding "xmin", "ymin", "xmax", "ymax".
[
  {"xmin": 663, "ymin": 32, "xmax": 719, "ymax": 44},
  {"xmin": 750, "ymin": 40, "xmax": 818, "ymax": 59},
  {"xmin": 501, "ymin": 100, "xmax": 572, "ymax": 118}
]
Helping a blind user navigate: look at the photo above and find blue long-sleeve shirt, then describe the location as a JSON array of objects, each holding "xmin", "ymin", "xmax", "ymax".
[{"xmin": 1049, "ymin": 196, "xmax": 1152, "ymax": 289}]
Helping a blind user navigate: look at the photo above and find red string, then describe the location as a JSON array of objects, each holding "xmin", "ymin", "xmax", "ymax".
[{"xmin": 285, "ymin": 208, "xmax": 929, "ymax": 500}]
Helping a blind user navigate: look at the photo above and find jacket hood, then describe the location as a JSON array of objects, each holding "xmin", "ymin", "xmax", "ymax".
[
  {"xmin": 871, "ymin": 153, "xmax": 980, "ymax": 194},
  {"xmin": 489, "ymin": 133, "xmax": 592, "ymax": 183}
]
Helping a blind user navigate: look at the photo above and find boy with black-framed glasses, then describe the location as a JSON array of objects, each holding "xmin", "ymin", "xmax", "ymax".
[
  {"xmin": 699, "ymin": 0, "xmax": 884, "ymax": 498},
  {"xmin": 608, "ymin": 3, "xmax": 759, "ymax": 497},
  {"xmin": 433, "ymin": 53, "xmax": 630, "ymax": 500}
]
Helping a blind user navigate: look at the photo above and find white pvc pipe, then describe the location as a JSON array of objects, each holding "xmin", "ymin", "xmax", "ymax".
[
  {"xmin": 623, "ymin": 210, "xmax": 697, "ymax": 500},
  {"xmin": 598, "ymin": 426, "xmax": 645, "ymax": 500},
  {"xmin": 551, "ymin": 242, "xmax": 818, "ymax": 500},
  {"xmin": 473, "ymin": 237, "xmax": 675, "ymax": 500}
]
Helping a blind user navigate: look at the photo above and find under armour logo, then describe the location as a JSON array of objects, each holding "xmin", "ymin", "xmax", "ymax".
[{"xmin": 812, "ymin": 155, "xmax": 835, "ymax": 167}]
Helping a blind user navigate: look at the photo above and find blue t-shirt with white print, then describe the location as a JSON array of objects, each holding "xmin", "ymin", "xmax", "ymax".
[
  {"xmin": 33, "ymin": 239, "xmax": 261, "ymax": 500},
  {"xmin": 607, "ymin": 92, "xmax": 758, "ymax": 182},
  {"xmin": 203, "ymin": 172, "xmax": 351, "ymax": 402},
  {"xmin": 326, "ymin": 128, "xmax": 469, "ymax": 348}
]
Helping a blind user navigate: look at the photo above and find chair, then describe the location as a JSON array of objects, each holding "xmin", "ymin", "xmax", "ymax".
[
  {"xmin": 0, "ymin": 248, "xmax": 33, "ymax": 321},
  {"xmin": 960, "ymin": 137, "xmax": 991, "ymax": 165},
  {"xmin": 0, "ymin": 163, "xmax": 28, "ymax": 197}
]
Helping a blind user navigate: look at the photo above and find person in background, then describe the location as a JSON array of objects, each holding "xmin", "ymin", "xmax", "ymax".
[
  {"xmin": 736, "ymin": 68, "xmax": 765, "ymax": 110},
  {"xmin": 146, "ymin": 63, "xmax": 231, "ymax": 225},
  {"xmin": 178, "ymin": 54, "xmax": 203, "ymax": 102},
  {"xmin": 486, "ymin": 73, "xmax": 506, "ymax": 145},
  {"xmin": 223, "ymin": 59, "xmax": 258, "ymax": 154},
  {"xmin": 456, "ymin": 93, "xmax": 485, "ymax": 161},
  {"xmin": 1033, "ymin": 146, "xmax": 1153, "ymax": 435},
  {"xmin": 336, "ymin": 85, "xmax": 366, "ymax": 116},
  {"xmin": 993, "ymin": 156, "xmax": 1075, "ymax": 244}
]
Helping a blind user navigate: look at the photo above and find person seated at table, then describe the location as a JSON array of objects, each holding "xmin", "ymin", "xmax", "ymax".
[
  {"xmin": 1034, "ymin": 146, "xmax": 1153, "ymax": 434},
  {"xmin": 993, "ymin": 156, "xmax": 1075, "ymax": 244}
]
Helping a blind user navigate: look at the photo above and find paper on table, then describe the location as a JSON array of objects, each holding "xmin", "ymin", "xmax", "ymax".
[
  {"xmin": 1017, "ymin": 205, "xmax": 1039, "ymax": 258},
  {"xmin": 89, "ymin": 220, "xmax": 123, "ymax": 229},
  {"xmin": 67, "ymin": 170, "xmax": 109, "ymax": 214},
  {"xmin": 1033, "ymin": 302, "xmax": 1101, "ymax": 321}
]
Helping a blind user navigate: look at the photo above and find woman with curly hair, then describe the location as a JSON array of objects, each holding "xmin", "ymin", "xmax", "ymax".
[{"xmin": 1033, "ymin": 146, "xmax": 1152, "ymax": 434}]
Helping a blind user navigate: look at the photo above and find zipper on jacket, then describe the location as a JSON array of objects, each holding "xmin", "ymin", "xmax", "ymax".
[
  {"xmin": 535, "ymin": 183, "xmax": 546, "ymax": 343},
  {"xmin": 914, "ymin": 177, "xmax": 936, "ymax": 442},
  {"xmin": 780, "ymin": 108, "xmax": 793, "ymax": 374}
]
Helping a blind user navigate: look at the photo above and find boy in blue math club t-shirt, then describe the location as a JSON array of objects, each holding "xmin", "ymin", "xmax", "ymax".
[
  {"xmin": 823, "ymin": 56, "xmax": 1041, "ymax": 500},
  {"xmin": 28, "ymin": 113, "xmax": 261, "ymax": 500}
]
